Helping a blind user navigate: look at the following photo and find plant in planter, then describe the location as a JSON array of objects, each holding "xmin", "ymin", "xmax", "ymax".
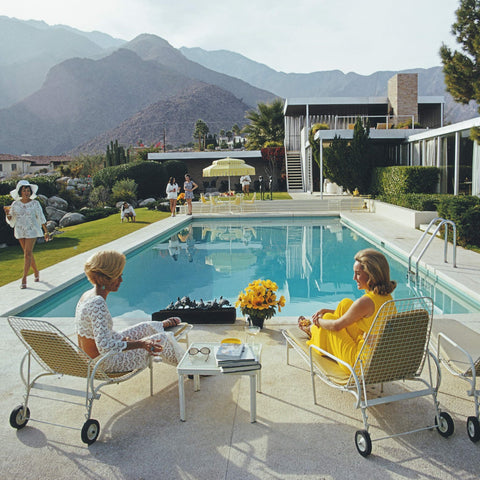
[{"xmin": 235, "ymin": 279, "xmax": 286, "ymax": 329}]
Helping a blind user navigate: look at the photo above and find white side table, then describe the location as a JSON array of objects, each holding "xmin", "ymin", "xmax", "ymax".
[{"xmin": 177, "ymin": 342, "xmax": 262, "ymax": 423}]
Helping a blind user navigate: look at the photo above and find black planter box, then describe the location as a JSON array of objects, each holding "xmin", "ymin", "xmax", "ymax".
[{"xmin": 152, "ymin": 307, "xmax": 237, "ymax": 324}]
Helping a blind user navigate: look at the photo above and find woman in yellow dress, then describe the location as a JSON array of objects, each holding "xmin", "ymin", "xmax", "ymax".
[{"xmin": 298, "ymin": 248, "xmax": 396, "ymax": 373}]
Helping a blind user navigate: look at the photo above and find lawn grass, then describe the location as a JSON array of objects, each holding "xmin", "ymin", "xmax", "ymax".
[
  {"xmin": 0, "ymin": 193, "xmax": 293, "ymax": 287},
  {"xmin": 0, "ymin": 208, "xmax": 170, "ymax": 286}
]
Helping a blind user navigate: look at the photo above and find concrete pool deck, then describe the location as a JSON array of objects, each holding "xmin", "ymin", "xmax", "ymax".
[{"xmin": 1, "ymin": 194, "xmax": 479, "ymax": 479}]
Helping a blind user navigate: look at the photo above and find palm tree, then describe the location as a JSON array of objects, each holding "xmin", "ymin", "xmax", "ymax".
[
  {"xmin": 243, "ymin": 99, "xmax": 285, "ymax": 150},
  {"xmin": 193, "ymin": 119, "xmax": 209, "ymax": 151}
]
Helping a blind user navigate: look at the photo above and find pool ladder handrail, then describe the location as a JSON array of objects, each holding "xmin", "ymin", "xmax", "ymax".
[{"xmin": 408, "ymin": 217, "xmax": 457, "ymax": 279}]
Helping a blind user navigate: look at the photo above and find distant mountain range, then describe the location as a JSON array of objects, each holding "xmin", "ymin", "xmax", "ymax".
[{"xmin": 0, "ymin": 16, "xmax": 477, "ymax": 155}]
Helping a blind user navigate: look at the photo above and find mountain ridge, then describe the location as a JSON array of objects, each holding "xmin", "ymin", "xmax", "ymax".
[{"xmin": 0, "ymin": 16, "xmax": 478, "ymax": 156}]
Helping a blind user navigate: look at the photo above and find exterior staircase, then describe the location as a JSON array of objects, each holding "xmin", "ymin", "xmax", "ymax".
[{"xmin": 286, "ymin": 151, "xmax": 303, "ymax": 191}]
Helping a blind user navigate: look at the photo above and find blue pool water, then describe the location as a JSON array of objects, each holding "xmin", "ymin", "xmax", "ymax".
[{"xmin": 21, "ymin": 217, "xmax": 479, "ymax": 318}]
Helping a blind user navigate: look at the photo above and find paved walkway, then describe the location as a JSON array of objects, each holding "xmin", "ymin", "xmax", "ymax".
[{"xmin": 1, "ymin": 194, "xmax": 479, "ymax": 479}]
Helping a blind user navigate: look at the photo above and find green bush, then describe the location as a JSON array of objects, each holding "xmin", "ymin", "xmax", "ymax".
[
  {"xmin": 371, "ymin": 166, "xmax": 440, "ymax": 196},
  {"xmin": 80, "ymin": 207, "xmax": 118, "ymax": 222},
  {"xmin": 0, "ymin": 194, "xmax": 16, "ymax": 245},
  {"xmin": 111, "ymin": 178, "xmax": 138, "ymax": 204},
  {"xmin": 162, "ymin": 160, "xmax": 187, "ymax": 185},
  {"xmin": 437, "ymin": 196, "xmax": 480, "ymax": 247},
  {"xmin": 56, "ymin": 186, "xmax": 87, "ymax": 211},
  {"xmin": 147, "ymin": 200, "xmax": 170, "ymax": 212},
  {"xmin": 0, "ymin": 175, "xmax": 59, "ymax": 197},
  {"xmin": 377, "ymin": 193, "xmax": 447, "ymax": 211},
  {"xmin": 88, "ymin": 185, "xmax": 110, "ymax": 207}
]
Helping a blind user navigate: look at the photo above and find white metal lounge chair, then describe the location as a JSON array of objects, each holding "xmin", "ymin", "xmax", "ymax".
[
  {"xmin": 8, "ymin": 316, "xmax": 192, "ymax": 445},
  {"xmin": 282, "ymin": 297, "xmax": 454, "ymax": 457},
  {"xmin": 432, "ymin": 317, "xmax": 480, "ymax": 442}
]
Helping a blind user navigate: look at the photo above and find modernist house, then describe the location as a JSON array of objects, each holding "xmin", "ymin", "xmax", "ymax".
[{"xmin": 283, "ymin": 73, "xmax": 468, "ymax": 194}]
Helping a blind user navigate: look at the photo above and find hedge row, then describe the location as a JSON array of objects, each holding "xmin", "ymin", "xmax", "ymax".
[
  {"xmin": 437, "ymin": 196, "xmax": 480, "ymax": 248},
  {"xmin": 0, "ymin": 175, "xmax": 59, "ymax": 197},
  {"xmin": 376, "ymin": 193, "xmax": 449, "ymax": 212},
  {"xmin": 371, "ymin": 166, "xmax": 439, "ymax": 196},
  {"xmin": 92, "ymin": 160, "xmax": 186, "ymax": 199},
  {"xmin": 377, "ymin": 192, "xmax": 480, "ymax": 248},
  {"xmin": 0, "ymin": 194, "xmax": 16, "ymax": 245}
]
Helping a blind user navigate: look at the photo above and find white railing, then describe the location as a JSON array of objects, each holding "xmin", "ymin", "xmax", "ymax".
[{"xmin": 333, "ymin": 115, "xmax": 416, "ymax": 130}]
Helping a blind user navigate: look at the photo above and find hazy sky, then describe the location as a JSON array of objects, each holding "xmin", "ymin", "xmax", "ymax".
[{"xmin": 2, "ymin": 0, "xmax": 461, "ymax": 75}]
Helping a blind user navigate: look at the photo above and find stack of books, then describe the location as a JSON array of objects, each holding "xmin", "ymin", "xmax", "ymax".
[{"xmin": 215, "ymin": 343, "xmax": 261, "ymax": 373}]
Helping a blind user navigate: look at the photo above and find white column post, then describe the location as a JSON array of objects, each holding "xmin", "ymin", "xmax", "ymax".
[
  {"xmin": 320, "ymin": 138, "xmax": 323, "ymax": 200},
  {"xmin": 454, "ymin": 131, "xmax": 460, "ymax": 195}
]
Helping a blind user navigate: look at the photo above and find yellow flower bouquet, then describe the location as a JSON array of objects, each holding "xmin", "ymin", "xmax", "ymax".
[
  {"xmin": 235, "ymin": 279, "xmax": 286, "ymax": 329},
  {"xmin": 177, "ymin": 192, "xmax": 185, "ymax": 205}
]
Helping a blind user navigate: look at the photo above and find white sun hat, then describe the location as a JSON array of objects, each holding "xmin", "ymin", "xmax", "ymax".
[{"xmin": 10, "ymin": 179, "xmax": 39, "ymax": 201}]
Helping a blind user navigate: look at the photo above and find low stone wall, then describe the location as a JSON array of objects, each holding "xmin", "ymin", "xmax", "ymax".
[{"xmin": 371, "ymin": 200, "xmax": 438, "ymax": 229}]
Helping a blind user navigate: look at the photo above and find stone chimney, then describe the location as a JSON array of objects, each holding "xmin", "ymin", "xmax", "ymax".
[{"xmin": 387, "ymin": 73, "xmax": 418, "ymax": 125}]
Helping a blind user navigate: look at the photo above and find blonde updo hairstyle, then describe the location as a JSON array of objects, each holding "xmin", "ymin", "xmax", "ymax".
[
  {"xmin": 84, "ymin": 250, "xmax": 126, "ymax": 290},
  {"xmin": 354, "ymin": 248, "xmax": 396, "ymax": 296}
]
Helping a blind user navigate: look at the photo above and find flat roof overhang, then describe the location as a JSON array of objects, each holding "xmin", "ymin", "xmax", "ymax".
[
  {"xmin": 149, "ymin": 151, "xmax": 262, "ymax": 161},
  {"xmin": 284, "ymin": 96, "xmax": 444, "ymax": 116},
  {"xmin": 314, "ymin": 129, "xmax": 424, "ymax": 141}
]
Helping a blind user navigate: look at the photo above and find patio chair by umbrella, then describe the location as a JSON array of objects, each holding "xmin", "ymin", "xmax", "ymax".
[{"xmin": 203, "ymin": 157, "xmax": 255, "ymax": 191}]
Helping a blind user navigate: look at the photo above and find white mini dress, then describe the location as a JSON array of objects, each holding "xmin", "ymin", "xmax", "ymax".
[{"xmin": 6, "ymin": 200, "xmax": 46, "ymax": 239}]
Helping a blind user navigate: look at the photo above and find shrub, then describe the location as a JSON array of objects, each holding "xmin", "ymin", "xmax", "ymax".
[
  {"xmin": 436, "ymin": 196, "xmax": 480, "ymax": 246},
  {"xmin": 163, "ymin": 160, "xmax": 187, "ymax": 186},
  {"xmin": 111, "ymin": 178, "xmax": 138, "ymax": 204},
  {"xmin": 147, "ymin": 200, "xmax": 170, "ymax": 212},
  {"xmin": 80, "ymin": 207, "xmax": 118, "ymax": 222},
  {"xmin": 92, "ymin": 161, "xmax": 171, "ymax": 199},
  {"xmin": 0, "ymin": 194, "xmax": 16, "ymax": 245},
  {"xmin": 0, "ymin": 175, "xmax": 58, "ymax": 197},
  {"xmin": 377, "ymin": 193, "xmax": 447, "ymax": 211},
  {"xmin": 56, "ymin": 186, "xmax": 87, "ymax": 211},
  {"xmin": 371, "ymin": 166, "xmax": 439, "ymax": 196},
  {"xmin": 88, "ymin": 186, "xmax": 111, "ymax": 207}
]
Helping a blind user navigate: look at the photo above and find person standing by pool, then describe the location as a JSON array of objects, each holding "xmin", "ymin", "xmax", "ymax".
[
  {"xmin": 298, "ymin": 248, "xmax": 396, "ymax": 373},
  {"xmin": 76, "ymin": 250, "xmax": 185, "ymax": 372},
  {"xmin": 166, "ymin": 177, "xmax": 179, "ymax": 217},
  {"xmin": 4, "ymin": 180, "xmax": 49, "ymax": 289},
  {"xmin": 240, "ymin": 174, "xmax": 251, "ymax": 196},
  {"xmin": 183, "ymin": 174, "xmax": 198, "ymax": 216}
]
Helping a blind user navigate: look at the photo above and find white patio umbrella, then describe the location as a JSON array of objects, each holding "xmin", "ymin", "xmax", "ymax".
[{"xmin": 202, "ymin": 157, "xmax": 255, "ymax": 191}]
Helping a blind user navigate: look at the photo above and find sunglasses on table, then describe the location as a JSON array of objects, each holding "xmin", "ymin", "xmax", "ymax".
[{"xmin": 188, "ymin": 346, "xmax": 211, "ymax": 360}]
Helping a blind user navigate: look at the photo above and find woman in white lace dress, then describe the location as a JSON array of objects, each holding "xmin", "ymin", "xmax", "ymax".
[
  {"xmin": 76, "ymin": 250, "xmax": 185, "ymax": 372},
  {"xmin": 4, "ymin": 180, "xmax": 49, "ymax": 289}
]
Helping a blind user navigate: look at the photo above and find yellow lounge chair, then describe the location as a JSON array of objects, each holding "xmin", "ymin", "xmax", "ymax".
[
  {"xmin": 8, "ymin": 316, "xmax": 192, "ymax": 445},
  {"xmin": 242, "ymin": 192, "xmax": 257, "ymax": 211},
  {"xmin": 282, "ymin": 297, "xmax": 454, "ymax": 456}
]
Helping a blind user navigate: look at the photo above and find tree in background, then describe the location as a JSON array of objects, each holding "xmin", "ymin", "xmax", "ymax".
[
  {"xmin": 440, "ymin": 0, "xmax": 480, "ymax": 141},
  {"xmin": 261, "ymin": 145, "xmax": 285, "ymax": 190},
  {"xmin": 193, "ymin": 119, "xmax": 209, "ymax": 150},
  {"xmin": 134, "ymin": 142, "xmax": 164, "ymax": 162},
  {"xmin": 243, "ymin": 99, "xmax": 285, "ymax": 149},
  {"xmin": 322, "ymin": 117, "xmax": 372, "ymax": 193},
  {"xmin": 106, "ymin": 140, "xmax": 129, "ymax": 166}
]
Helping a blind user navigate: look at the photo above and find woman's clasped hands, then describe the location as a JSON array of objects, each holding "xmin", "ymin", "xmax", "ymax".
[{"xmin": 144, "ymin": 339, "xmax": 163, "ymax": 355}]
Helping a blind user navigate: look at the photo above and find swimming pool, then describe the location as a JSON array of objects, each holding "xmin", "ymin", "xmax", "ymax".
[{"xmin": 21, "ymin": 216, "xmax": 480, "ymax": 318}]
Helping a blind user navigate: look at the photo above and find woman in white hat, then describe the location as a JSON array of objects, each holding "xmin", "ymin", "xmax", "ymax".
[{"xmin": 4, "ymin": 180, "xmax": 49, "ymax": 289}]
